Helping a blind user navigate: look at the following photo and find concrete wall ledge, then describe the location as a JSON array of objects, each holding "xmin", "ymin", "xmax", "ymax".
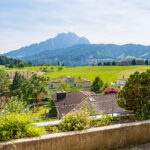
[{"xmin": 0, "ymin": 120, "xmax": 150, "ymax": 150}]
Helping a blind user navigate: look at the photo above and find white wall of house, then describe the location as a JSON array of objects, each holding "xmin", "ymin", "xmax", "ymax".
[
  {"xmin": 50, "ymin": 81, "xmax": 91, "ymax": 91},
  {"xmin": 116, "ymin": 79, "xmax": 126, "ymax": 86}
]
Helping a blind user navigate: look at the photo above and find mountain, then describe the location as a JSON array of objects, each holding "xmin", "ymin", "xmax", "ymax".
[
  {"xmin": 22, "ymin": 44, "xmax": 150, "ymax": 66},
  {"xmin": 3, "ymin": 32, "xmax": 90, "ymax": 58},
  {"xmin": 3, "ymin": 32, "xmax": 150, "ymax": 66}
]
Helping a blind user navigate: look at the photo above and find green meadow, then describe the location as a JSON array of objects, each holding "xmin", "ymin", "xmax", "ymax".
[{"xmin": 2, "ymin": 65, "xmax": 150, "ymax": 83}]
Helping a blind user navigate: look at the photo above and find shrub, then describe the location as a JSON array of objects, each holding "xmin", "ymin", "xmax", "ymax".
[
  {"xmin": 100, "ymin": 114, "xmax": 113, "ymax": 126},
  {"xmin": 103, "ymin": 87, "xmax": 120, "ymax": 94},
  {"xmin": 117, "ymin": 70, "xmax": 150, "ymax": 120},
  {"xmin": 2, "ymin": 96, "xmax": 27, "ymax": 114},
  {"xmin": 59, "ymin": 110, "xmax": 90, "ymax": 131},
  {"xmin": 0, "ymin": 113, "xmax": 46, "ymax": 141}
]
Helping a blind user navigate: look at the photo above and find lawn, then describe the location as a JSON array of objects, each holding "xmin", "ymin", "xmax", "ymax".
[
  {"xmin": 2, "ymin": 65, "xmax": 150, "ymax": 83},
  {"xmin": 45, "ymin": 66, "xmax": 150, "ymax": 83}
]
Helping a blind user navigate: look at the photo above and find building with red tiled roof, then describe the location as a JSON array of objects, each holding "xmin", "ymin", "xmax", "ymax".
[{"xmin": 52, "ymin": 91, "xmax": 127, "ymax": 118}]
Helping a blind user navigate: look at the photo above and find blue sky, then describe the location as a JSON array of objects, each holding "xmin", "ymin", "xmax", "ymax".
[{"xmin": 1, "ymin": 0, "xmax": 150, "ymax": 53}]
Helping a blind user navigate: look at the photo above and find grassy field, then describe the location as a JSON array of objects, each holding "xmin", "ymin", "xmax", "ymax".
[{"xmin": 2, "ymin": 65, "xmax": 150, "ymax": 83}]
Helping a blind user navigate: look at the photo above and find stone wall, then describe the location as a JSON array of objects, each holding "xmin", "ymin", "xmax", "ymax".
[{"xmin": 0, "ymin": 120, "xmax": 150, "ymax": 150}]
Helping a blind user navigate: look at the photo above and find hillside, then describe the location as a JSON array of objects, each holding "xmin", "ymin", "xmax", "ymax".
[
  {"xmin": 22, "ymin": 44, "xmax": 150, "ymax": 66},
  {"xmin": 3, "ymin": 32, "xmax": 89, "ymax": 58},
  {"xmin": 2, "ymin": 32, "xmax": 150, "ymax": 66}
]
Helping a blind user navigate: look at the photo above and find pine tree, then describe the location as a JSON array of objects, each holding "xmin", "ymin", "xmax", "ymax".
[
  {"xmin": 145, "ymin": 59, "xmax": 149, "ymax": 65},
  {"xmin": 10, "ymin": 72, "xmax": 25, "ymax": 96},
  {"xmin": 131, "ymin": 59, "xmax": 136, "ymax": 65},
  {"xmin": 91, "ymin": 76, "xmax": 103, "ymax": 93}
]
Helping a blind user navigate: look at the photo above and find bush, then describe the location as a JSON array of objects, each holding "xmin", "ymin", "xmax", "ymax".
[
  {"xmin": 0, "ymin": 113, "xmax": 46, "ymax": 141},
  {"xmin": 103, "ymin": 87, "xmax": 120, "ymax": 94},
  {"xmin": 2, "ymin": 96, "xmax": 27, "ymax": 114},
  {"xmin": 90, "ymin": 114, "xmax": 112, "ymax": 127},
  {"xmin": 59, "ymin": 110, "xmax": 90, "ymax": 131},
  {"xmin": 117, "ymin": 70, "xmax": 150, "ymax": 120}
]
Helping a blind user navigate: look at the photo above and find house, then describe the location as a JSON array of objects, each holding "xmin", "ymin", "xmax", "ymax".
[
  {"xmin": 120, "ymin": 59, "xmax": 145, "ymax": 66},
  {"xmin": 116, "ymin": 78, "xmax": 127, "ymax": 86},
  {"xmin": 135, "ymin": 59, "xmax": 145, "ymax": 65},
  {"xmin": 52, "ymin": 91, "xmax": 127, "ymax": 118},
  {"xmin": 50, "ymin": 76, "xmax": 91, "ymax": 91},
  {"xmin": 120, "ymin": 60, "xmax": 132, "ymax": 66}
]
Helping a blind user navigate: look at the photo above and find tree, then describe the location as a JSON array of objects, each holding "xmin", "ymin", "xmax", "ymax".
[
  {"xmin": 57, "ymin": 82, "xmax": 70, "ymax": 92},
  {"xmin": 117, "ymin": 70, "xmax": 150, "ymax": 119},
  {"xmin": 10, "ymin": 73, "xmax": 51, "ymax": 104},
  {"xmin": 57, "ymin": 61, "xmax": 60, "ymax": 66},
  {"xmin": 103, "ymin": 62, "xmax": 111, "ymax": 66},
  {"xmin": 97, "ymin": 62, "xmax": 102, "ymax": 66},
  {"xmin": 91, "ymin": 76, "xmax": 103, "ymax": 93},
  {"xmin": 11, "ymin": 72, "xmax": 26, "ymax": 97},
  {"xmin": 26, "ymin": 61, "xmax": 33, "ymax": 67},
  {"xmin": 17, "ymin": 62, "xmax": 25, "ymax": 68},
  {"xmin": 145, "ymin": 59, "xmax": 149, "ymax": 65},
  {"xmin": 29, "ymin": 74, "xmax": 51, "ymax": 103},
  {"xmin": 131, "ymin": 59, "xmax": 136, "ymax": 65},
  {"xmin": 112, "ymin": 61, "xmax": 116, "ymax": 66},
  {"xmin": 0, "ymin": 70, "xmax": 10, "ymax": 97},
  {"xmin": 58, "ymin": 67, "xmax": 63, "ymax": 71}
]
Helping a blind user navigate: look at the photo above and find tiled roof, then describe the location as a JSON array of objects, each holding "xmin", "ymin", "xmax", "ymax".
[
  {"xmin": 52, "ymin": 91, "xmax": 127, "ymax": 117},
  {"xmin": 52, "ymin": 91, "xmax": 88, "ymax": 116},
  {"xmin": 91, "ymin": 94, "xmax": 127, "ymax": 114}
]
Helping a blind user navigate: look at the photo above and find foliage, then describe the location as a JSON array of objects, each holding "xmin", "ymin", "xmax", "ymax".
[
  {"xmin": 97, "ymin": 62, "xmax": 102, "ymax": 66},
  {"xmin": 0, "ymin": 56, "xmax": 22, "ymax": 66},
  {"xmin": 98, "ymin": 114, "xmax": 112, "ymax": 126},
  {"xmin": 45, "ymin": 125, "xmax": 59, "ymax": 133},
  {"xmin": 112, "ymin": 61, "xmax": 116, "ymax": 66},
  {"xmin": 10, "ymin": 72, "xmax": 26, "ymax": 97},
  {"xmin": 48, "ymin": 99, "xmax": 57, "ymax": 118},
  {"xmin": 10, "ymin": 73, "xmax": 51, "ymax": 104},
  {"xmin": 17, "ymin": 62, "xmax": 25, "ymax": 68},
  {"xmin": 2, "ymin": 96, "xmax": 27, "ymax": 114},
  {"xmin": 0, "ymin": 113, "xmax": 46, "ymax": 141},
  {"xmin": 0, "ymin": 56, "xmax": 32, "ymax": 68},
  {"xmin": 57, "ymin": 82, "xmax": 71, "ymax": 92},
  {"xmin": 101, "ymin": 83, "xmax": 109, "ymax": 92},
  {"xmin": 103, "ymin": 87, "xmax": 120, "ymax": 94},
  {"xmin": 117, "ymin": 70, "xmax": 150, "ymax": 120},
  {"xmin": 91, "ymin": 76, "xmax": 103, "ymax": 93},
  {"xmin": 0, "ymin": 69, "xmax": 10, "ymax": 97},
  {"xmin": 145, "ymin": 59, "xmax": 149, "ymax": 65},
  {"xmin": 131, "ymin": 59, "xmax": 136, "ymax": 65},
  {"xmin": 112, "ymin": 116, "xmax": 121, "ymax": 121},
  {"xmin": 59, "ymin": 110, "xmax": 90, "ymax": 131}
]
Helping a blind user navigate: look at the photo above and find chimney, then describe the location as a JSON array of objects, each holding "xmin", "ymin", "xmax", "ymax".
[{"xmin": 56, "ymin": 90, "xmax": 66, "ymax": 100}]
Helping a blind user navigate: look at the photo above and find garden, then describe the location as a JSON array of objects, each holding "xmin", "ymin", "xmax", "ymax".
[{"xmin": 0, "ymin": 69, "xmax": 150, "ymax": 142}]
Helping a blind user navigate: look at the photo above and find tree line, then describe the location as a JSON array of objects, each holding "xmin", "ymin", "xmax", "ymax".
[
  {"xmin": 92, "ymin": 59, "xmax": 150, "ymax": 66},
  {"xmin": 0, "ymin": 56, "xmax": 33, "ymax": 68}
]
